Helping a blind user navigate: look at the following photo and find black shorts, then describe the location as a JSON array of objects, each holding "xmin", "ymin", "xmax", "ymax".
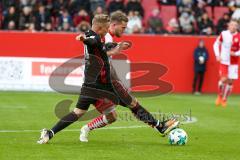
[
  {"xmin": 76, "ymin": 84, "xmax": 129, "ymax": 111},
  {"xmin": 76, "ymin": 85, "xmax": 118, "ymax": 111},
  {"xmin": 76, "ymin": 95, "xmax": 98, "ymax": 111}
]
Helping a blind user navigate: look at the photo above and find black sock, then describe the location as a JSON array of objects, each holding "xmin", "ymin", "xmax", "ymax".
[
  {"xmin": 130, "ymin": 103, "xmax": 159, "ymax": 128},
  {"xmin": 50, "ymin": 112, "xmax": 79, "ymax": 137}
]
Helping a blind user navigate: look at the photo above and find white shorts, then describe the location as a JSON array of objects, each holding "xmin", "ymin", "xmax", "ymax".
[{"xmin": 228, "ymin": 65, "xmax": 239, "ymax": 80}]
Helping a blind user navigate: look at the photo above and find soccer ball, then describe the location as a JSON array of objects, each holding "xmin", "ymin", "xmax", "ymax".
[{"xmin": 168, "ymin": 128, "xmax": 188, "ymax": 145}]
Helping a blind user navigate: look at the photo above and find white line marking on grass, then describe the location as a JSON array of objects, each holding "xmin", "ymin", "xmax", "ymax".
[
  {"xmin": 0, "ymin": 105, "xmax": 27, "ymax": 109},
  {"xmin": 0, "ymin": 116, "xmax": 198, "ymax": 133},
  {"xmin": 0, "ymin": 126, "xmax": 147, "ymax": 133}
]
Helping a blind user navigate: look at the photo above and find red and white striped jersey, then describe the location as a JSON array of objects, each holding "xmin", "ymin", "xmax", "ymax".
[{"xmin": 213, "ymin": 30, "xmax": 238, "ymax": 65}]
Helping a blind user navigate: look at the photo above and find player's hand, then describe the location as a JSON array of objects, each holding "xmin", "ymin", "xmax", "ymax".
[
  {"xmin": 230, "ymin": 51, "xmax": 236, "ymax": 56},
  {"xmin": 76, "ymin": 33, "xmax": 85, "ymax": 41},
  {"xmin": 118, "ymin": 41, "xmax": 132, "ymax": 50}
]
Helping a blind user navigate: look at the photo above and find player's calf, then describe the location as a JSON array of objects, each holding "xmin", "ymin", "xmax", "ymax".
[
  {"xmin": 130, "ymin": 103, "xmax": 179, "ymax": 136},
  {"xmin": 80, "ymin": 110, "xmax": 117, "ymax": 142},
  {"xmin": 38, "ymin": 108, "xmax": 86, "ymax": 144}
]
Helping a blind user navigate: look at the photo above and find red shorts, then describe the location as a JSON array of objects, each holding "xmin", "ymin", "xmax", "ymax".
[{"xmin": 219, "ymin": 64, "xmax": 228, "ymax": 77}]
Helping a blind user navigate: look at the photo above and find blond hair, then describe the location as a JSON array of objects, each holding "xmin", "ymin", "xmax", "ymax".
[
  {"xmin": 110, "ymin": 11, "xmax": 128, "ymax": 23},
  {"xmin": 92, "ymin": 14, "xmax": 110, "ymax": 25}
]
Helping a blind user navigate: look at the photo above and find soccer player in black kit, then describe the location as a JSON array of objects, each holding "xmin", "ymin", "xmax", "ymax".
[
  {"xmin": 38, "ymin": 13, "xmax": 179, "ymax": 144},
  {"xmin": 79, "ymin": 11, "xmax": 179, "ymax": 142}
]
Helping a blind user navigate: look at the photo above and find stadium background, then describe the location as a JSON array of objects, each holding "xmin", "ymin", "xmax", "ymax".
[{"xmin": 1, "ymin": 1, "xmax": 240, "ymax": 160}]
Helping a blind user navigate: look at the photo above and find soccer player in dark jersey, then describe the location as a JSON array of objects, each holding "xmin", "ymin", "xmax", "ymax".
[
  {"xmin": 79, "ymin": 11, "xmax": 179, "ymax": 142},
  {"xmin": 37, "ymin": 14, "xmax": 125, "ymax": 144}
]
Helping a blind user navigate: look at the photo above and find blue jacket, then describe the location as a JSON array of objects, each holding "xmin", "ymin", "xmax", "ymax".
[{"xmin": 194, "ymin": 47, "xmax": 208, "ymax": 72}]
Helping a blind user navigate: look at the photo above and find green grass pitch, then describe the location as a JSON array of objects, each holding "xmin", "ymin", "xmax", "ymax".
[{"xmin": 0, "ymin": 91, "xmax": 239, "ymax": 160}]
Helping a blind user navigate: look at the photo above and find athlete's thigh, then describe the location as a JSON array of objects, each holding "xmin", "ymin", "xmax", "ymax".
[
  {"xmin": 228, "ymin": 65, "xmax": 239, "ymax": 80},
  {"xmin": 76, "ymin": 95, "xmax": 97, "ymax": 111}
]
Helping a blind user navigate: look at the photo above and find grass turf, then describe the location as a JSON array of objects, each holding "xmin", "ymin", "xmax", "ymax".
[{"xmin": 0, "ymin": 91, "xmax": 239, "ymax": 160}]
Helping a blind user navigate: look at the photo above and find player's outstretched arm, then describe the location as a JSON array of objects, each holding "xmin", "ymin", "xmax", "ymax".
[
  {"xmin": 76, "ymin": 33, "xmax": 98, "ymax": 46},
  {"xmin": 106, "ymin": 41, "xmax": 132, "ymax": 56},
  {"xmin": 76, "ymin": 33, "xmax": 86, "ymax": 42}
]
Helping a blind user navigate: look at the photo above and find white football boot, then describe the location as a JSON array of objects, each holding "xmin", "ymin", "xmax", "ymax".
[
  {"xmin": 37, "ymin": 128, "xmax": 52, "ymax": 144},
  {"xmin": 80, "ymin": 125, "xmax": 90, "ymax": 142}
]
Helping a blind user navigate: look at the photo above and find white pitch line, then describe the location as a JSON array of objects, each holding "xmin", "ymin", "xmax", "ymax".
[
  {"xmin": 0, "ymin": 117, "xmax": 198, "ymax": 133},
  {"xmin": 0, "ymin": 126, "xmax": 147, "ymax": 133},
  {"xmin": 0, "ymin": 105, "xmax": 28, "ymax": 109}
]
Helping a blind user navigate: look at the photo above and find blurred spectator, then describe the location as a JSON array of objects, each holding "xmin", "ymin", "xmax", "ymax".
[
  {"xmin": 7, "ymin": 20, "xmax": 16, "ymax": 30},
  {"xmin": 73, "ymin": 9, "xmax": 90, "ymax": 27},
  {"xmin": 19, "ymin": 6, "xmax": 34, "ymax": 30},
  {"xmin": 108, "ymin": 0, "xmax": 125, "ymax": 14},
  {"xmin": 68, "ymin": 0, "xmax": 91, "ymax": 15},
  {"xmin": 192, "ymin": 39, "xmax": 209, "ymax": 95},
  {"xmin": 25, "ymin": 22, "xmax": 36, "ymax": 32},
  {"xmin": 44, "ymin": 22, "xmax": 53, "ymax": 31},
  {"xmin": 197, "ymin": 12, "xmax": 214, "ymax": 35},
  {"xmin": 179, "ymin": 12, "xmax": 195, "ymax": 34},
  {"xmin": 2, "ymin": 6, "xmax": 19, "ymax": 29},
  {"xmin": 158, "ymin": 0, "xmax": 176, "ymax": 5},
  {"xmin": 177, "ymin": 0, "xmax": 194, "ymax": 15},
  {"xmin": 20, "ymin": 0, "xmax": 36, "ymax": 7},
  {"xmin": 216, "ymin": 13, "xmax": 230, "ymax": 34},
  {"xmin": 126, "ymin": 11, "xmax": 143, "ymax": 34},
  {"xmin": 166, "ymin": 18, "xmax": 180, "ymax": 34},
  {"xmin": 194, "ymin": 0, "xmax": 207, "ymax": 21},
  {"xmin": 0, "ymin": 0, "xmax": 234, "ymax": 34},
  {"xmin": 231, "ymin": 0, "xmax": 240, "ymax": 20},
  {"xmin": 126, "ymin": 0, "xmax": 144, "ymax": 18},
  {"xmin": 58, "ymin": 10, "xmax": 73, "ymax": 31},
  {"xmin": 90, "ymin": 0, "xmax": 106, "ymax": 13},
  {"xmin": 51, "ymin": 0, "xmax": 70, "ymax": 16},
  {"xmin": 34, "ymin": 5, "xmax": 51, "ymax": 31},
  {"xmin": 93, "ymin": 6, "xmax": 105, "ymax": 16},
  {"xmin": 62, "ymin": 22, "xmax": 72, "ymax": 32},
  {"xmin": 145, "ymin": 8, "xmax": 166, "ymax": 34}
]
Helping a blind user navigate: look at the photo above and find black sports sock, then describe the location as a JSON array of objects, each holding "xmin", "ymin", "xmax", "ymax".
[
  {"xmin": 51, "ymin": 112, "xmax": 79, "ymax": 137},
  {"xmin": 130, "ymin": 103, "xmax": 160, "ymax": 128}
]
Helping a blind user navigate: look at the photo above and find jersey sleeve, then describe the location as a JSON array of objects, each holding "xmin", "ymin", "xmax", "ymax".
[
  {"xmin": 83, "ymin": 36, "xmax": 98, "ymax": 46},
  {"xmin": 213, "ymin": 33, "xmax": 223, "ymax": 58}
]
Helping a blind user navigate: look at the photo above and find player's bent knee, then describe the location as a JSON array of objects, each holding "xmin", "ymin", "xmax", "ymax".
[
  {"xmin": 73, "ymin": 108, "xmax": 87, "ymax": 117},
  {"xmin": 129, "ymin": 98, "xmax": 138, "ymax": 108},
  {"xmin": 221, "ymin": 77, "xmax": 228, "ymax": 83},
  {"xmin": 106, "ymin": 112, "xmax": 117, "ymax": 124}
]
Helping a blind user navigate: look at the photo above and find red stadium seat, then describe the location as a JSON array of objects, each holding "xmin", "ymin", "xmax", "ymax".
[
  {"xmin": 213, "ymin": 7, "xmax": 229, "ymax": 25},
  {"xmin": 160, "ymin": 5, "xmax": 177, "ymax": 28}
]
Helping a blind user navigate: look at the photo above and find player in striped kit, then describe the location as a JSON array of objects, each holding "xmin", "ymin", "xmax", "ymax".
[
  {"xmin": 213, "ymin": 20, "xmax": 239, "ymax": 107},
  {"xmin": 79, "ymin": 11, "xmax": 179, "ymax": 142}
]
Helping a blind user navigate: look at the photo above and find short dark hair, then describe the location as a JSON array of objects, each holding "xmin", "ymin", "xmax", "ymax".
[{"xmin": 110, "ymin": 11, "xmax": 128, "ymax": 23}]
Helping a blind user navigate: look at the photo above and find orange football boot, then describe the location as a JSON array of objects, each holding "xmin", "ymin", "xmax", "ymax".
[
  {"xmin": 215, "ymin": 95, "xmax": 222, "ymax": 106},
  {"xmin": 221, "ymin": 99, "xmax": 227, "ymax": 108}
]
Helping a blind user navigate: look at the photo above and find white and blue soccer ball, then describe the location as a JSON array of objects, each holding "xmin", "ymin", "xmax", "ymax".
[{"xmin": 168, "ymin": 128, "xmax": 188, "ymax": 145}]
